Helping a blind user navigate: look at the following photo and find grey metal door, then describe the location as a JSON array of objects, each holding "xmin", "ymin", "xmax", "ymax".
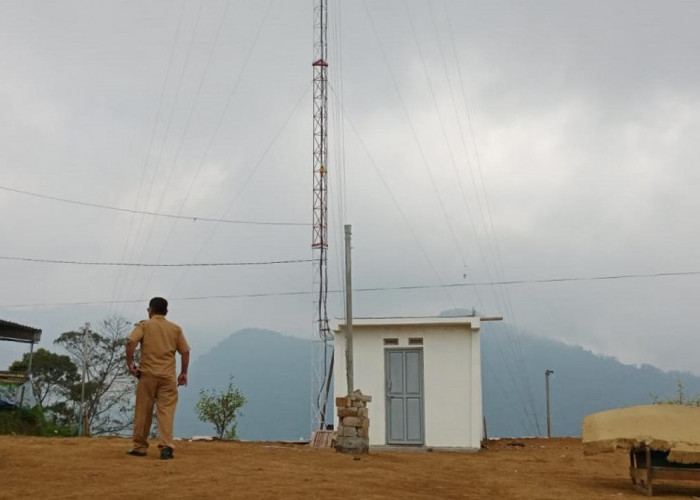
[{"xmin": 385, "ymin": 348, "xmax": 424, "ymax": 445}]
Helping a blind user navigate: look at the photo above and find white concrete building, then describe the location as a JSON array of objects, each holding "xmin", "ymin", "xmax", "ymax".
[{"xmin": 333, "ymin": 316, "xmax": 485, "ymax": 450}]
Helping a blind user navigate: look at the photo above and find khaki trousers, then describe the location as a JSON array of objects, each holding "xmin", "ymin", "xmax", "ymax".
[{"xmin": 132, "ymin": 374, "xmax": 178, "ymax": 450}]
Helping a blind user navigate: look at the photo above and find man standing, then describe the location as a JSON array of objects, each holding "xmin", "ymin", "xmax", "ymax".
[{"xmin": 126, "ymin": 297, "xmax": 190, "ymax": 459}]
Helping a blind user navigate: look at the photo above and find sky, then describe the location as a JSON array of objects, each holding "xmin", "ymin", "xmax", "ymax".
[{"xmin": 1, "ymin": 0, "xmax": 700, "ymax": 381}]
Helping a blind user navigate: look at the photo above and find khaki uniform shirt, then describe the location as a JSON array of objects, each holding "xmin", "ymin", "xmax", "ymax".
[{"xmin": 128, "ymin": 315, "xmax": 190, "ymax": 378}]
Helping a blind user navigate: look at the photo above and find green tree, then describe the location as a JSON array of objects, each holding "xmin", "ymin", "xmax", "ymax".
[
  {"xmin": 9, "ymin": 348, "xmax": 79, "ymax": 408},
  {"xmin": 195, "ymin": 378, "xmax": 246, "ymax": 440},
  {"xmin": 55, "ymin": 316, "xmax": 136, "ymax": 436}
]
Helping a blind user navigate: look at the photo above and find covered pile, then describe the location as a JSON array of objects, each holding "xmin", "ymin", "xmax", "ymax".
[{"xmin": 583, "ymin": 405, "xmax": 700, "ymax": 464}]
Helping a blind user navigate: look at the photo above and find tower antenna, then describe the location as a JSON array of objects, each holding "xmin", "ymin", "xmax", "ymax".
[{"xmin": 311, "ymin": 0, "xmax": 332, "ymax": 431}]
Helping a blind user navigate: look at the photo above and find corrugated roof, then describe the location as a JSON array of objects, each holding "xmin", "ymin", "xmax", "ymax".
[{"xmin": 0, "ymin": 319, "xmax": 42, "ymax": 344}]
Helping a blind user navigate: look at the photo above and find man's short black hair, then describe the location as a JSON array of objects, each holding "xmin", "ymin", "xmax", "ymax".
[{"xmin": 149, "ymin": 297, "xmax": 168, "ymax": 315}]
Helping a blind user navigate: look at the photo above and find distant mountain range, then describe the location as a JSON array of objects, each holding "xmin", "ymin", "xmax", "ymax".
[
  {"xmin": 481, "ymin": 320, "xmax": 700, "ymax": 437},
  {"xmin": 175, "ymin": 328, "xmax": 314, "ymax": 441},
  {"xmin": 174, "ymin": 322, "xmax": 700, "ymax": 441}
]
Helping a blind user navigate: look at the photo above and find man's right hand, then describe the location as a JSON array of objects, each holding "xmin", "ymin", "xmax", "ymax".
[
  {"xmin": 178, "ymin": 373, "xmax": 188, "ymax": 386},
  {"xmin": 128, "ymin": 363, "xmax": 141, "ymax": 378}
]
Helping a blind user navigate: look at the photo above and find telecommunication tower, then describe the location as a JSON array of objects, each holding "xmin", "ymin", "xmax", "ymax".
[{"xmin": 311, "ymin": 0, "xmax": 332, "ymax": 431}]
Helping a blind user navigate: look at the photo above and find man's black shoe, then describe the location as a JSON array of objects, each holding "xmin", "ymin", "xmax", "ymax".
[
  {"xmin": 160, "ymin": 447, "xmax": 174, "ymax": 460},
  {"xmin": 126, "ymin": 449, "xmax": 147, "ymax": 457}
]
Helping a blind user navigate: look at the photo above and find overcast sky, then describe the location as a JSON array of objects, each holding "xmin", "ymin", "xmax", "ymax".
[{"xmin": 2, "ymin": 0, "xmax": 700, "ymax": 380}]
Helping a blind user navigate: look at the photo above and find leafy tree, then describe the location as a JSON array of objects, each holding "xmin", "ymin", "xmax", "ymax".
[
  {"xmin": 9, "ymin": 348, "xmax": 79, "ymax": 408},
  {"xmin": 651, "ymin": 378, "xmax": 700, "ymax": 406},
  {"xmin": 55, "ymin": 316, "xmax": 136, "ymax": 436},
  {"xmin": 195, "ymin": 378, "xmax": 246, "ymax": 440}
]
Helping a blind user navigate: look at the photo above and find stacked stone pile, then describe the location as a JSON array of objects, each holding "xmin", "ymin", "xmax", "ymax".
[{"xmin": 334, "ymin": 389, "xmax": 371, "ymax": 454}]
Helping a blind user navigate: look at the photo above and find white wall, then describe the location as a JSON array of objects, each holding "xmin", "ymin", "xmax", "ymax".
[{"xmin": 334, "ymin": 318, "xmax": 482, "ymax": 449}]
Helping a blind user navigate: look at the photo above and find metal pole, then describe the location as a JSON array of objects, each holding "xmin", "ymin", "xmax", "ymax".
[
  {"xmin": 545, "ymin": 369, "xmax": 554, "ymax": 438},
  {"xmin": 344, "ymin": 224, "xmax": 353, "ymax": 395},
  {"xmin": 79, "ymin": 323, "xmax": 90, "ymax": 436},
  {"xmin": 18, "ymin": 340, "xmax": 36, "ymax": 408},
  {"xmin": 27, "ymin": 340, "xmax": 35, "ymax": 379}
]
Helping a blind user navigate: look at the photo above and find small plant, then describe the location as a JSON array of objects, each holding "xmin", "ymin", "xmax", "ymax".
[
  {"xmin": 651, "ymin": 378, "xmax": 700, "ymax": 406},
  {"xmin": 195, "ymin": 377, "xmax": 246, "ymax": 440}
]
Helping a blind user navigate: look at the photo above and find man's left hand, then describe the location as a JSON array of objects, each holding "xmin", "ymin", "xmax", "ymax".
[{"xmin": 178, "ymin": 373, "xmax": 188, "ymax": 386}]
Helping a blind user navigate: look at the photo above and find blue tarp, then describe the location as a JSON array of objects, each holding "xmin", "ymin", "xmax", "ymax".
[
  {"xmin": 0, "ymin": 385, "xmax": 15, "ymax": 408},
  {"xmin": 0, "ymin": 381, "xmax": 36, "ymax": 409}
]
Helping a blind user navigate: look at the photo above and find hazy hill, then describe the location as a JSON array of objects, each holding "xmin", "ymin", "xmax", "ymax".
[
  {"xmin": 481, "ymin": 321, "xmax": 700, "ymax": 437},
  {"xmin": 175, "ymin": 328, "xmax": 314, "ymax": 441},
  {"xmin": 175, "ymin": 324, "xmax": 700, "ymax": 440}
]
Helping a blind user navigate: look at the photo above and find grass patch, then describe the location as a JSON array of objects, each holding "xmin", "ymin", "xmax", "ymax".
[{"xmin": 0, "ymin": 406, "xmax": 77, "ymax": 436}]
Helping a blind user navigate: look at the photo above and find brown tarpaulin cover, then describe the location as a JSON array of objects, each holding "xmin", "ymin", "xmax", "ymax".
[{"xmin": 582, "ymin": 404, "xmax": 700, "ymax": 464}]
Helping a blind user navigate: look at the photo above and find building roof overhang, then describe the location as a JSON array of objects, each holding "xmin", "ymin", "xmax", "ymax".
[
  {"xmin": 0, "ymin": 319, "xmax": 42, "ymax": 344},
  {"xmin": 332, "ymin": 315, "xmax": 502, "ymax": 333}
]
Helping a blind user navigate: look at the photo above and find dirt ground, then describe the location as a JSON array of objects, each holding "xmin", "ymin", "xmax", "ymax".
[{"xmin": 2, "ymin": 436, "xmax": 700, "ymax": 499}]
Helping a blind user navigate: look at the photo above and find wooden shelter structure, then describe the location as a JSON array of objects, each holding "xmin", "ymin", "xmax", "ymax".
[
  {"xmin": 0, "ymin": 318, "xmax": 42, "ymax": 345},
  {"xmin": 583, "ymin": 405, "xmax": 700, "ymax": 496},
  {"xmin": 0, "ymin": 319, "xmax": 42, "ymax": 407}
]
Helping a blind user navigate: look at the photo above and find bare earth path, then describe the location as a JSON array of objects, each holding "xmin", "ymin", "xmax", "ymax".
[{"xmin": 2, "ymin": 436, "xmax": 700, "ymax": 499}]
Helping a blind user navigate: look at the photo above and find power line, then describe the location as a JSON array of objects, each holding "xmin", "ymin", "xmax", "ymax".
[
  {"xmin": 4, "ymin": 269, "xmax": 700, "ymax": 307},
  {"xmin": 361, "ymin": 1, "xmax": 461, "ymax": 311},
  {"xmin": 0, "ymin": 185, "xmax": 308, "ymax": 226},
  {"xmin": 0, "ymin": 255, "xmax": 311, "ymax": 267},
  {"xmin": 337, "ymin": 94, "xmax": 457, "ymax": 309},
  {"xmin": 107, "ymin": 0, "xmax": 190, "ymax": 317},
  {"xmin": 350, "ymin": 269, "xmax": 700, "ymax": 290},
  {"xmin": 441, "ymin": 0, "xmax": 542, "ymax": 436},
  {"xmin": 167, "ymin": 84, "xmax": 312, "ymax": 298},
  {"xmin": 131, "ymin": 0, "xmax": 274, "ymax": 308},
  {"xmin": 117, "ymin": 0, "xmax": 213, "ymax": 314}
]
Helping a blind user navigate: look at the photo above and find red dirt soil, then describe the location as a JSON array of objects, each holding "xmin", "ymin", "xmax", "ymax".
[{"xmin": 2, "ymin": 436, "xmax": 700, "ymax": 499}]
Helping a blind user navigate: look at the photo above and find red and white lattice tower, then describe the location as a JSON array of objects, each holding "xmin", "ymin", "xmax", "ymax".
[{"xmin": 311, "ymin": 0, "xmax": 332, "ymax": 431}]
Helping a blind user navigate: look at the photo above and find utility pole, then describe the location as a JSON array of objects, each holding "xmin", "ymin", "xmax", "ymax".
[
  {"xmin": 78, "ymin": 323, "xmax": 90, "ymax": 437},
  {"xmin": 344, "ymin": 224, "xmax": 353, "ymax": 394},
  {"xmin": 545, "ymin": 369, "xmax": 554, "ymax": 438}
]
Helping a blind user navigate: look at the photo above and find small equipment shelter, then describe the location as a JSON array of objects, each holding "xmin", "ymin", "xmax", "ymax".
[
  {"xmin": 0, "ymin": 318, "xmax": 42, "ymax": 408},
  {"xmin": 333, "ymin": 316, "xmax": 491, "ymax": 450}
]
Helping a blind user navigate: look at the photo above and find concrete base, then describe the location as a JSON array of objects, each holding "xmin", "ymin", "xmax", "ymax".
[
  {"xmin": 334, "ymin": 436, "xmax": 369, "ymax": 454},
  {"xmin": 370, "ymin": 445, "xmax": 480, "ymax": 453}
]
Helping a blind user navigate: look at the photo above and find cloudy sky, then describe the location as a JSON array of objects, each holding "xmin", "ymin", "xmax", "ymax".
[{"xmin": 1, "ymin": 0, "xmax": 700, "ymax": 381}]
